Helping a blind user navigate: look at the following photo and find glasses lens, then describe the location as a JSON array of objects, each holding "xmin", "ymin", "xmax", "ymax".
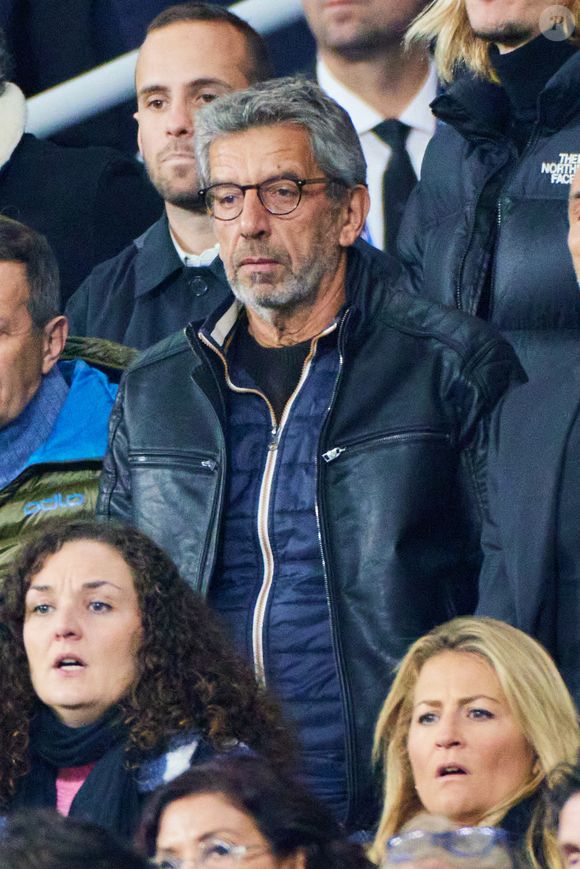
[
  {"xmin": 200, "ymin": 838, "xmax": 237, "ymax": 865},
  {"xmin": 387, "ymin": 831, "xmax": 430, "ymax": 861},
  {"xmin": 206, "ymin": 185, "xmax": 244, "ymax": 219},
  {"xmin": 450, "ymin": 827, "xmax": 498, "ymax": 856},
  {"xmin": 260, "ymin": 178, "xmax": 301, "ymax": 214}
]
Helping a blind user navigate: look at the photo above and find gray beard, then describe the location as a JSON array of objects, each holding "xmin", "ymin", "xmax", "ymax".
[
  {"xmin": 226, "ymin": 246, "xmax": 339, "ymax": 325},
  {"xmin": 227, "ymin": 270, "xmax": 321, "ymax": 325}
]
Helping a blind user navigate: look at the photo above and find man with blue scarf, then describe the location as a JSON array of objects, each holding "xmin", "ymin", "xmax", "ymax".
[{"xmin": 0, "ymin": 216, "xmax": 133, "ymax": 575}]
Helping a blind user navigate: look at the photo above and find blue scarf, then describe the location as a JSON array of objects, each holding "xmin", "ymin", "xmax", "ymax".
[{"xmin": 0, "ymin": 367, "xmax": 68, "ymax": 489}]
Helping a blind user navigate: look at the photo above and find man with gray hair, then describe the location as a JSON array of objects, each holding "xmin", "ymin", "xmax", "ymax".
[{"xmin": 98, "ymin": 77, "xmax": 522, "ymax": 829}]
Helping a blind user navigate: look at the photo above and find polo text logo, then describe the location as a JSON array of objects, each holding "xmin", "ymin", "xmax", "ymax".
[
  {"xmin": 23, "ymin": 492, "xmax": 86, "ymax": 516},
  {"xmin": 541, "ymin": 153, "xmax": 580, "ymax": 185}
]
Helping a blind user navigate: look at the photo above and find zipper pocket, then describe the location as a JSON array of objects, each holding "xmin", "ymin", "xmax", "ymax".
[
  {"xmin": 322, "ymin": 429, "xmax": 450, "ymax": 463},
  {"xmin": 128, "ymin": 450, "xmax": 218, "ymax": 472}
]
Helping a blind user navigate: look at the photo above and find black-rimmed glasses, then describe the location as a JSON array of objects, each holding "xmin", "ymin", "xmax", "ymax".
[
  {"xmin": 199, "ymin": 176, "xmax": 343, "ymax": 220},
  {"xmin": 386, "ymin": 826, "xmax": 509, "ymax": 862}
]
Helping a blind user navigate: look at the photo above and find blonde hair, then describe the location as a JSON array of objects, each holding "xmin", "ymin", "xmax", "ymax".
[
  {"xmin": 406, "ymin": 0, "xmax": 580, "ymax": 83},
  {"xmin": 370, "ymin": 618, "xmax": 579, "ymax": 867}
]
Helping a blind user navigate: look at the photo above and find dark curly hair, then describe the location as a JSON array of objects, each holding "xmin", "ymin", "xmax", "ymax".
[
  {"xmin": 0, "ymin": 519, "xmax": 294, "ymax": 806},
  {"xmin": 136, "ymin": 755, "xmax": 373, "ymax": 869}
]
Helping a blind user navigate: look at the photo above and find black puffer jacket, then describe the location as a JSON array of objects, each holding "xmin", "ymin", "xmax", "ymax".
[
  {"xmin": 97, "ymin": 241, "xmax": 523, "ymax": 828},
  {"xmin": 397, "ymin": 50, "xmax": 580, "ymax": 378}
]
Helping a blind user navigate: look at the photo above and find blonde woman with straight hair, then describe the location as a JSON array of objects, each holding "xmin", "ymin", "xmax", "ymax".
[
  {"xmin": 370, "ymin": 618, "xmax": 579, "ymax": 868},
  {"xmin": 406, "ymin": 0, "xmax": 580, "ymax": 82},
  {"xmin": 391, "ymin": 0, "xmax": 580, "ymax": 386}
]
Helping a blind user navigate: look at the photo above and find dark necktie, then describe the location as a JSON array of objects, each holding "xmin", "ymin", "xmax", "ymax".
[{"xmin": 372, "ymin": 119, "xmax": 417, "ymax": 255}]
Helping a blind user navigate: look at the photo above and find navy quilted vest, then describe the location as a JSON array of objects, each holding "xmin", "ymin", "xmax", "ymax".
[{"xmin": 208, "ymin": 325, "xmax": 348, "ymax": 821}]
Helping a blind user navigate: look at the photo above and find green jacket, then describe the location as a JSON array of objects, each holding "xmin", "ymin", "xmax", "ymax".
[{"xmin": 0, "ymin": 336, "xmax": 135, "ymax": 576}]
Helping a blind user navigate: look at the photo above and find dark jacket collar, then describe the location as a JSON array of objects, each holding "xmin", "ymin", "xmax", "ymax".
[
  {"xmin": 133, "ymin": 212, "xmax": 226, "ymax": 298},
  {"xmin": 431, "ymin": 48, "xmax": 580, "ymax": 140}
]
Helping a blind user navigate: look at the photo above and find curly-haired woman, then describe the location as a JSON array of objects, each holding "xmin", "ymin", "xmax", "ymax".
[{"xmin": 0, "ymin": 519, "xmax": 293, "ymax": 838}]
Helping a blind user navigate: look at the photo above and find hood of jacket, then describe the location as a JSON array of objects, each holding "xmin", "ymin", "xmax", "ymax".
[{"xmin": 27, "ymin": 359, "xmax": 117, "ymax": 467}]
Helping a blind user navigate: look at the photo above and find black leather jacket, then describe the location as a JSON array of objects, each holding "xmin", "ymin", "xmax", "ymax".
[{"xmin": 97, "ymin": 241, "xmax": 523, "ymax": 827}]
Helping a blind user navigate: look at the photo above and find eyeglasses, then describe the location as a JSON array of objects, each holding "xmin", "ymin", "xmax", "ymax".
[
  {"xmin": 386, "ymin": 826, "xmax": 509, "ymax": 862},
  {"xmin": 150, "ymin": 837, "xmax": 270, "ymax": 868},
  {"xmin": 199, "ymin": 176, "xmax": 342, "ymax": 220}
]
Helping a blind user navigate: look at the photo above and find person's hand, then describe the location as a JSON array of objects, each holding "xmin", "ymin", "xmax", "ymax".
[{"xmin": 569, "ymin": 167, "xmax": 580, "ymax": 283}]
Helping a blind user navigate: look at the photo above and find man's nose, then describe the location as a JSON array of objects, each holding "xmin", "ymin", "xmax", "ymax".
[
  {"xmin": 239, "ymin": 189, "xmax": 271, "ymax": 238},
  {"xmin": 166, "ymin": 99, "xmax": 193, "ymax": 137}
]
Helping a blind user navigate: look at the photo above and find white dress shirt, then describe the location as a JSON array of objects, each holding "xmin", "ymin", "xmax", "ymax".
[
  {"xmin": 317, "ymin": 58, "xmax": 438, "ymax": 251},
  {"xmin": 169, "ymin": 229, "xmax": 220, "ymax": 267}
]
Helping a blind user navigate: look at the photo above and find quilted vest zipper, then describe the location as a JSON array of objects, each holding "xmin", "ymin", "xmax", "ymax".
[{"xmin": 199, "ymin": 323, "xmax": 335, "ymax": 685}]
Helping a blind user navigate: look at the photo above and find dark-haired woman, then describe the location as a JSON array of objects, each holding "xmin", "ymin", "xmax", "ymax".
[
  {"xmin": 0, "ymin": 519, "xmax": 292, "ymax": 838},
  {"xmin": 136, "ymin": 754, "xmax": 372, "ymax": 869}
]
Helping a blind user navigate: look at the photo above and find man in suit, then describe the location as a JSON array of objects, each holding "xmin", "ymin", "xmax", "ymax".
[{"xmin": 302, "ymin": 0, "xmax": 436, "ymax": 253}]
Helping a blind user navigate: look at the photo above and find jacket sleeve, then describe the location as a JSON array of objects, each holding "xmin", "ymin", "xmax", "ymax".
[
  {"xmin": 96, "ymin": 373, "xmax": 133, "ymax": 522},
  {"xmin": 394, "ymin": 183, "xmax": 425, "ymax": 295},
  {"xmin": 476, "ymin": 396, "xmax": 516, "ymax": 620},
  {"xmin": 456, "ymin": 337, "xmax": 525, "ymax": 521}
]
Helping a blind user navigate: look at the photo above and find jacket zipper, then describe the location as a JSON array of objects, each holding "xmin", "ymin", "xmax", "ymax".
[
  {"xmin": 314, "ymin": 308, "xmax": 359, "ymax": 822},
  {"xmin": 454, "ymin": 148, "xmax": 512, "ymax": 312},
  {"xmin": 488, "ymin": 126, "xmax": 542, "ymax": 312},
  {"xmin": 322, "ymin": 429, "xmax": 450, "ymax": 463},
  {"xmin": 199, "ymin": 324, "xmax": 335, "ymax": 685},
  {"xmin": 129, "ymin": 449, "xmax": 218, "ymax": 471}
]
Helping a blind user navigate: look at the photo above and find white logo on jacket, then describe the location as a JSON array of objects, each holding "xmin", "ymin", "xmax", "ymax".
[{"xmin": 541, "ymin": 153, "xmax": 580, "ymax": 185}]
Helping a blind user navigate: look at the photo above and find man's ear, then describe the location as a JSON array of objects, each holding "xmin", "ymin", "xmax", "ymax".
[
  {"xmin": 41, "ymin": 315, "xmax": 68, "ymax": 375},
  {"xmin": 338, "ymin": 185, "xmax": 371, "ymax": 248},
  {"xmin": 136, "ymin": 119, "xmax": 143, "ymax": 157}
]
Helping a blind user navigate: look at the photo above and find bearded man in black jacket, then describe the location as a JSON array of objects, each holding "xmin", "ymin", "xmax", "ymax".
[
  {"xmin": 400, "ymin": 0, "xmax": 580, "ymax": 379},
  {"xmin": 98, "ymin": 78, "xmax": 523, "ymax": 832}
]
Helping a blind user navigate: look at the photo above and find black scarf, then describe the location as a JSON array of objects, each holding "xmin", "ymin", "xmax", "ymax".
[{"xmin": 11, "ymin": 706, "xmax": 143, "ymax": 838}]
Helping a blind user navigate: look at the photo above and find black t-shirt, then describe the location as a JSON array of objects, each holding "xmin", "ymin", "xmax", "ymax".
[{"xmin": 229, "ymin": 320, "xmax": 311, "ymax": 422}]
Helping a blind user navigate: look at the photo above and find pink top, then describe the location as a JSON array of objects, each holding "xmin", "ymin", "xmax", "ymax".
[{"xmin": 56, "ymin": 762, "xmax": 95, "ymax": 816}]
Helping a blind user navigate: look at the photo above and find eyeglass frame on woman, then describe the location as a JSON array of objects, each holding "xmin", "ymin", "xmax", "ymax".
[
  {"xmin": 150, "ymin": 836, "xmax": 271, "ymax": 868},
  {"xmin": 198, "ymin": 175, "xmax": 345, "ymax": 221},
  {"xmin": 386, "ymin": 826, "xmax": 509, "ymax": 862}
]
